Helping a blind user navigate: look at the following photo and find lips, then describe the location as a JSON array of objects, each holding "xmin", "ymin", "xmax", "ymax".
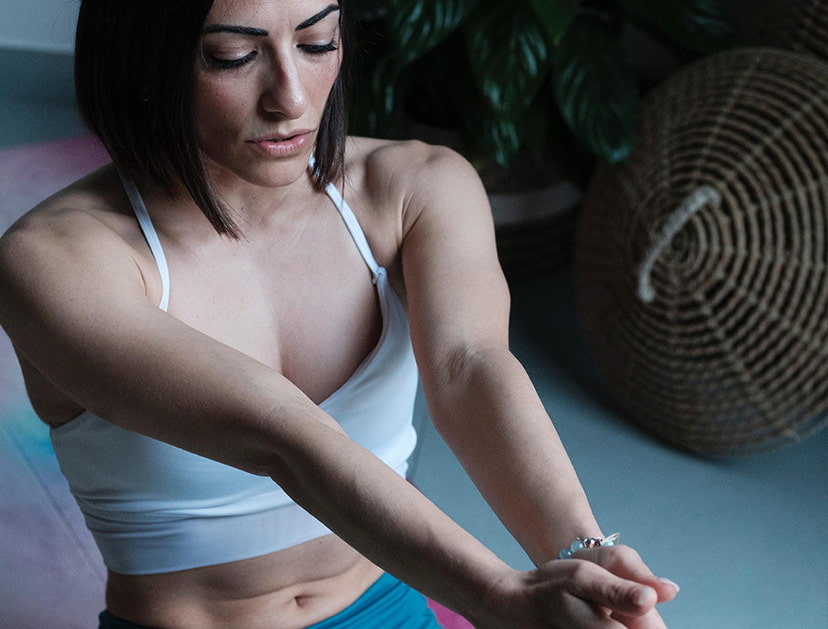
[
  {"xmin": 247, "ymin": 130, "xmax": 312, "ymax": 157},
  {"xmin": 250, "ymin": 130, "xmax": 312, "ymax": 143}
]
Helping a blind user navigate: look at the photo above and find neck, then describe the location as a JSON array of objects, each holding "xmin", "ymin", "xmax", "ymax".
[
  {"xmin": 132, "ymin": 165, "xmax": 329, "ymax": 247},
  {"xmin": 205, "ymin": 156, "xmax": 326, "ymax": 230}
]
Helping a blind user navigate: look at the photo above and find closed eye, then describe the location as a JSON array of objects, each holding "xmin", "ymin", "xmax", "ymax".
[
  {"xmin": 206, "ymin": 51, "xmax": 257, "ymax": 70},
  {"xmin": 299, "ymin": 40, "xmax": 338, "ymax": 54}
]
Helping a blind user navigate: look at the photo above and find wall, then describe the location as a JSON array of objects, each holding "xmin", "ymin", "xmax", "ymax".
[{"xmin": 0, "ymin": 0, "xmax": 78, "ymax": 53}]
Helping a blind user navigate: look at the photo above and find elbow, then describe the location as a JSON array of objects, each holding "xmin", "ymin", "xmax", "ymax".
[
  {"xmin": 252, "ymin": 401, "xmax": 350, "ymax": 490},
  {"xmin": 422, "ymin": 344, "xmax": 515, "ymax": 430}
]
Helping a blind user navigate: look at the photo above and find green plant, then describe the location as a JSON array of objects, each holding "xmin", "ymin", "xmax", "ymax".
[{"xmin": 352, "ymin": 0, "xmax": 740, "ymax": 183}]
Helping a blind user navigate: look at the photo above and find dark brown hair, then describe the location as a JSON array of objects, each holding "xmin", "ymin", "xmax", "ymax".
[{"xmin": 75, "ymin": 0, "xmax": 353, "ymax": 238}]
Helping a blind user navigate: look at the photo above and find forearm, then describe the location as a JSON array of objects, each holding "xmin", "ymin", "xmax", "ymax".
[
  {"xmin": 259, "ymin": 399, "xmax": 676, "ymax": 629},
  {"xmin": 265, "ymin": 407, "xmax": 509, "ymax": 621},
  {"xmin": 423, "ymin": 346, "xmax": 602, "ymax": 566}
]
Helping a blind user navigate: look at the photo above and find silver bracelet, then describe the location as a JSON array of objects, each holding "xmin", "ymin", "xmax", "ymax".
[{"xmin": 558, "ymin": 532, "xmax": 621, "ymax": 559}]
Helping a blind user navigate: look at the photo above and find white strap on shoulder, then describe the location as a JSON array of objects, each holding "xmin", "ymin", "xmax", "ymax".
[
  {"xmin": 309, "ymin": 156, "xmax": 381, "ymax": 278},
  {"xmin": 323, "ymin": 181, "xmax": 381, "ymax": 278},
  {"xmin": 118, "ymin": 172, "xmax": 171, "ymax": 311}
]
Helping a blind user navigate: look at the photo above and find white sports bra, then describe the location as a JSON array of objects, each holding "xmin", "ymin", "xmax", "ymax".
[{"xmin": 49, "ymin": 169, "xmax": 419, "ymax": 574}]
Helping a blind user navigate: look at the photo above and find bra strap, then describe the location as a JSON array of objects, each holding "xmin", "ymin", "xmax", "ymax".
[
  {"xmin": 309, "ymin": 156, "xmax": 381, "ymax": 279},
  {"xmin": 117, "ymin": 172, "xmax": 171, "ymax": 311},
  {"xmin": 323, "ymin": 181, "xmax": 381, "ymax": 279}
]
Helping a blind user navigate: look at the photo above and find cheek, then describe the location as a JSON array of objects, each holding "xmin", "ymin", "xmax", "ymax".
[
  {"xmin": 313, "ymin": 51, "xmax": 342, "ymax": 97},
  {"xmin": 195, "ymin": 82, "xmax": 234, "ymax": 115},
  {"xmin": 193, "ymin": 81, "xmax": 248, "ymax": 144},
  {"xmin": 312, "ymin": 64, "xmax": 341, "ymax": 108}
]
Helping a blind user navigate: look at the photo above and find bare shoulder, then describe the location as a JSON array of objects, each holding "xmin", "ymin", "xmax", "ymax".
[
  {"xmin": 2, "ymin": 164, "xmax": 143, "ymax": 252},
  {"xmin": 0, "ymin": 165, "xmax": 150, "ymax": 319},
  {"xmin": 344, "ymin": 137, "xmax": 486, "ymax": 231},
  {"xmin": 346, "ymin": 137, "xmax": 478, "ymax": 195},
  {"xmin": 4, "ymin": 165, "xmax": 133, "ymax": 241}
]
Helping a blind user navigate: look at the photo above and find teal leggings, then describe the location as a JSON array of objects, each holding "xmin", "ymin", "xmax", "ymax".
[
  {"xmin": 307, "ymin": 573, "xmax": 441, "ymax": 628},
  {"xmin": 98, "ymin": 573, "xmax": 442, "ymax": 628}
]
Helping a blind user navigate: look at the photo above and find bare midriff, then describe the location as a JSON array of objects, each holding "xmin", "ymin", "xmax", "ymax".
[{"xmin": 105, "ymin": 535, "xmax": 384, "ymax": 629}]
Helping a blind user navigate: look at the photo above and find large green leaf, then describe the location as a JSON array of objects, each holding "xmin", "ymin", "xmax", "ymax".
[
  {"xmin": 470, "ymin": 115, "xmax": 523, "ymax": 169},
  {"xmin": 352, "ymin": 57, "xmax": 407, "ymax": 135},
  {"xmin": 386, "ymin": 0, "xmax": 479, "ymax": 65},
  {"xmin": 617, "ymin": 0, "xmax": 739, "ymax": 54},
  {"xmin": 465, "ymin": 5, "xmax": 551, "ymax": 118},
  {"xmin": 553, "ymin": 17, "xmax": 639, "ymax": 164},
  {"xmin": 517, "ymin": 96, "xmax": 552, "ymax": 159},
  {"xmin": 458, "ymin": 94, "xmax": 554, "ymax": 170},
  {"xmin": 526, "ymin": 0, "xmax": 582, "ymax": 45}
]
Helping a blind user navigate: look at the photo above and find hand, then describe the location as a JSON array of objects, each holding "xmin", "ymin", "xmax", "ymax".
[
  {"xmin": 478, "ymin": 548, "xmax": 678, "ymax": 629},
  {"xmin": 569, "ymin": 544, "xmax": 679, "ymax": 628}
]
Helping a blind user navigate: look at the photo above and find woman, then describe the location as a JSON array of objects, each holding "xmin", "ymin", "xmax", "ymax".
[{"xmin": 0, "ymin": 0, "xmax": 678, "ymax": 627}]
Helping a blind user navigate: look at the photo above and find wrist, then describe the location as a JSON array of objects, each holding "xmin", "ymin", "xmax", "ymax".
[
  {"xmin": 424, "ymin": 551, "xmax": 515, "ymax": 625},
  {"xmin": 530, "ymin": 518, "xmax": 605, "ymax": 565},
  {"xmin": 471, "ymin": 567, "xmax": 532, "ymax": 628},
  {"xmin": 557, "ymin": 532, "xmax": 621, "ymax": 559}
]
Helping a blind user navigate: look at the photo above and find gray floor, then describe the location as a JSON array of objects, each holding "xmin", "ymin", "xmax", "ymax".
[{"xmin": 1, "ymin": 47, "xmax": 827, "ymax": 629}]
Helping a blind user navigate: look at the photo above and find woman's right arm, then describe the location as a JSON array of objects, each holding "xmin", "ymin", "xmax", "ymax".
[{"xmin": 0, "ymin": 210, "xmax": 662, "ymax": 628}]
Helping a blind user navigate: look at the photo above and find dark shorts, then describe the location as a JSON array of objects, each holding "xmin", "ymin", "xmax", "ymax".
[{"xmin": 98, "ymin": 573, "xmax": 443, "ymax": 628}]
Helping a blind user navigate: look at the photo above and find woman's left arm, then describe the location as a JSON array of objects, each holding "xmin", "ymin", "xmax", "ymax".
[
  {"xmin": 395, "ymin": 144, "xmax": 677, "ymax": 619},
  {"xmin": 396, "ymin": 142, "xmax": 602, "ymax": 564}
]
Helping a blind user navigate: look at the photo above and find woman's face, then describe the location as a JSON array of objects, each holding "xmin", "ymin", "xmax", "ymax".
[{"xmin": 194, "ymin": 0, "xmax": 342, "ymax": 191}]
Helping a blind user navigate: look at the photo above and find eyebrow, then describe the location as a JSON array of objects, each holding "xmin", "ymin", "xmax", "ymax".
[
  {"xmin": 203, "ymin": 25, "xmax": 269, "ymax": 37},
  {"xmin": 202, "ymin": 5, "xmax": 340, "ymax": 38},
  {"xmin": 296, "ymin": 5, "xmax": 340, "ymax": 31}
]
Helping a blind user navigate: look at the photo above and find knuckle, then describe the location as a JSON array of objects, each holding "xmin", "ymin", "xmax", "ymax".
[
  {"xmin": 603, "ymin": 543, "xmax": 640, "ymax": 568},
  {"xmin": 566, "ymin": 558, "xmax": 592, "ymax": 581},
  {"xmin": 607, "ymin": 582, "xmax": 631, "ymax": 605}
]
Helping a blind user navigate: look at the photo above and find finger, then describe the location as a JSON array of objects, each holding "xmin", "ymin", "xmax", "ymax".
[
  {"xmin": 580, "ymin": 545, "xmax": 680, "ymax": 603},
  {"xmin": 652, "ymin": 578, "xmax": 680, "ymax": 603},
  {"xmin": 562, "ymin": 559, "xmax": 658, "ymax": 617},
  {"xmin": 611, "ymin": 607, "xmax": 669, "ymax": 629},
  {"xmin": 556, "ymin": 590, "xmax": 628, "ymax": 629}
]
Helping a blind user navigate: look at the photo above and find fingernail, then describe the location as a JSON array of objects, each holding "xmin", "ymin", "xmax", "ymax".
[{"xmin": 658, "ymin": 578, "xmax": 680, "ymax": 593}]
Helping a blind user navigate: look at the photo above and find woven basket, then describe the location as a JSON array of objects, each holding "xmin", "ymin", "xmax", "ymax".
[{"xmin": 576, "ymin": 48, "xmax": 828, "ymax": 456}]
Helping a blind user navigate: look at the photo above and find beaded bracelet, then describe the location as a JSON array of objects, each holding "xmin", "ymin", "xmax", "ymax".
[{"xmin": 558, "ymin": 532, "xmax": 621, "ymax": 559}]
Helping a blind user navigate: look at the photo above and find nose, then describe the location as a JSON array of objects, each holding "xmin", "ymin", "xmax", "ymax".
[{"xmin": 259, "ymin": 55, "xmax": 307, "ymax": 119}]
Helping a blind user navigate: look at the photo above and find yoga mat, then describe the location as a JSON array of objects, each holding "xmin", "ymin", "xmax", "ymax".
[{"xmin": 0, "ymin": 136, "xmax": 472, "ymax": 628}]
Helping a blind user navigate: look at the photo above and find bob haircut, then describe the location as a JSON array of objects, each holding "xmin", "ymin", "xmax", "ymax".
[{"xmin": 75, "ymin": 0, "xmax": 354, "ymax": 238}]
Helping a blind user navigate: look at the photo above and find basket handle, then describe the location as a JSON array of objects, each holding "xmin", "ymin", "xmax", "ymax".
[{"xmin": 637, "ymin": 185, "xmax": 722, "ymax": 303}]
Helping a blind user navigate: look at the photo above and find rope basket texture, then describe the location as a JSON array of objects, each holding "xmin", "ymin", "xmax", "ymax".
[{"xmin": 575, "ymin": 48, "xmax": 828, "ymax": 456}]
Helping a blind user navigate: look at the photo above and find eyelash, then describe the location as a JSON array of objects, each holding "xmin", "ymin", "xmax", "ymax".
[
  {"xmin": 299, "ymin": 41, "xmax": 339, "ymax": 54},
  {"xmin": 206, "ymin": 40, "xmax": 338, "ymax": 71},
  {"xmin": 207, "ymin": 52, "xmax": 257, "ymax": 70}
]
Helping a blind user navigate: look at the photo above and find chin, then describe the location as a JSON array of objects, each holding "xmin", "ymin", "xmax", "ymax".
[
  {"xmin": 252, "ymin": 163, "xmax": 312, "ymax": 188},
  {"xmin": 209, "ymin": 156, "xmax": 313, "ymax": 192}
]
